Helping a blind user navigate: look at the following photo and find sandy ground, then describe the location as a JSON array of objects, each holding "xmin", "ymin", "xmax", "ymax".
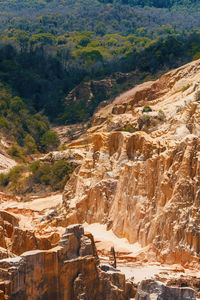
[
  {"xmin": 84, "ymin": 223, "xmax": 141, "ymax": 254},
  {"xmin": 0, "ymin": 193, "xmax": 63, "ymax": 231},
  {"xmin": 0, "ymin": 193, "xmax": 62, "ymax": 211},
  {"xmin": 84, "ymin": 223, "xmax": 200, "ymax": 283}
]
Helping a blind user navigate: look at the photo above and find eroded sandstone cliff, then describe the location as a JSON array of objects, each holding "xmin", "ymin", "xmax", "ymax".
[
  {"xmin": 1, "ymin": 59, "xmax": 200, "ymax": 299},
  {"xmin": 51, "ymin": 58, "xmax": 200, "ymax": 267},
  {"xmin": 0, "ymin": 224, "xmax": 134, "ymax": 300}
]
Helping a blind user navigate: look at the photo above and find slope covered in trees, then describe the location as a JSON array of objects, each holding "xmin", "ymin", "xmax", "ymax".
[
  {"xmin": 99, "ymin": 0, "xmax": 198, "ymax": 8},
  {"xmin": 0, "ymin": 0, "xmax": 200, "ymax": 126}
]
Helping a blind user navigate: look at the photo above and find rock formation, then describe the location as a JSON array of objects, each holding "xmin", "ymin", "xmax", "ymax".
[
  {"xmin": 0, "ymin": 224, "xmax": 134, "ymax": 300},
  {"xmin": 52, "ymin": 58, "xmax": 200, "ymax": 266},
  {"xmin": 2, "ymin": 59, "xmax": 200, "ymax": 299},
  {"xmin": 135, "ymin": 280, "xmax": 196, "ymax": 300},
  {"xmin": 0, "ymin": 207, "xmax": 60, "ymax": 258}
]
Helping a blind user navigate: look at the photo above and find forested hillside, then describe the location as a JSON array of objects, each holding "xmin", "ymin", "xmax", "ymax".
[
  {"xmin": 99, "ymin": 0, "xmax": 198, "ymax": 8},
  {"xmin": 0, "ymin": 0, "xmax": 200, "ymax": 127},
  {"xmin": 0, "ymin": 0, "xmax": 200, "ymax": 193}
]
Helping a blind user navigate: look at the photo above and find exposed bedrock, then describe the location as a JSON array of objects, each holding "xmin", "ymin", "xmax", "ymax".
[
  {"xmin": 61, "ymin": 130, "xmax": 200, "ymax": 265},
  {"xmin": 135, "ymin": 280, "xmax": 196, "ymax": 300},
  {"xmin": 0, "ymin": 224, "xmax": 134, "ymax": 300},
  {"xmin": 39, "ymin": 59, "xmax": 200, "ymax": 266}
]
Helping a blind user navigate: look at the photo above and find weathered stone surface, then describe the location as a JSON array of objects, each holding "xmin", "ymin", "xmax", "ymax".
[
  {"xmin": 0, "ymin": 211, "xmax": 19, "ymax": 227},
  {"xmin": 135, "ymin": 280, "xmax": 196, "ymax": 300},
  {"xmin": 65, "ymin": 79, "xmax": 114, "ymax": 107},
  {"xmin": 61, "ymin": 130, "xmax": 200, "ymax": 265},
  {"xmin": 0, "ymin": 224, "xmax": 133, "ymax": 300},
  {"xmin": 0, "ymin": 209, "xmax": 60, "ymax": 259},
  {"xmin": 57, "ymin": 59, "xmax": 200, "ymax": 266}
]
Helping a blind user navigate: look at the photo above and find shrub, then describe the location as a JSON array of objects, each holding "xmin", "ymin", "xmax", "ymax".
[
  {"xmin": 158, "ymin": 110, "xmax": 166, "ymax": 121},
  {"xmin": 141, "ymin": 114, "xmax": 150, "ymax": 123},
  {"xmin": 58, "ymin": 144, "xmax": 68, "ymax": 151},
  {"xmin": 142, "ymin": 105, "xmax": 152, "ymax": 113},
  {"xmin": 24, "ymin": 134, "xmax": 38, "ymax": 155},
  {"xmin": 122, "ymin": 125, "xmax": 137, "ymax": 133},
  {"xmin": 0, "ymin": 172, "xmax": 9, "ymax": 186},
  {"xmin": 40, "ymin": 130, "xmax": 60, "ymax": 152},
  {"xmin": 138, "ymin": 114, "xmax": 151, "ymax": 130},
  {"xmin": 182, "ymin": 84, "xmax": 190, "ymax": 92},
  {"xmin": 0, "ymin": 117, "xmax": 9, "ymax": 129},
  {"xmin": 28, "ymin": 160, "xmax": 40, "ymax": 173},
  {"xmin": 32, "ymin": 163, "xmax": 51, "ymax": 185},
  {"xmin": 8, "ymin": 144, "xmax": 25, "ymax": 160},
  {"xmin": 10, "ymin": 96, "xmax": 25, "ymax": 113},
  {"xmin": 51, "ymin": 160, "xmax": 72, "ymax": 190},
  {"xmin": 195, "ymin": 91, "xmax": 200, "ymax": 102},
  {"xmin": 29, "ymin": 159, "xmax": 73, "ymax": 191},
  {"xmin": 9, "ymin": 165, "xmax": 25, "ymax": 182}
]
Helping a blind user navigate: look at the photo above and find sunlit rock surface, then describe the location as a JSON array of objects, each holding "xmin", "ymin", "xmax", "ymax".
[{"xmin": 58, "ymin": 59, "xmax": 200, "ymax": 266}]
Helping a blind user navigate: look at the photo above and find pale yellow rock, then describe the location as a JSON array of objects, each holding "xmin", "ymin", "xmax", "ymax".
[{"xmin": 59, "ymin": 59, "xmax": 200, "ymax": 267}]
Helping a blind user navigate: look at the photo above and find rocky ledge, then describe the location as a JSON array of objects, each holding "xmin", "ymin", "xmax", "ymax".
[{"xmin": 0, "ymin": 224, "xmax": 135, "ymax": 300}]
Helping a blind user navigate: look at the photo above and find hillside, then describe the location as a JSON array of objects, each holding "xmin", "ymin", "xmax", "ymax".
[
  {"xmin": 0, "ymin": 0, "xmax": 200, "ymax": 125},
  {"xmin": 1, "ymin": 59, "xmax": 200, "ymax": 299},
  {"xmin": 1, "ymin": 1, "xmax": 200, "ymax": 299},
  {"xmin": 51, "ymin": 58, "xmax": 200, "ymax": 267}
]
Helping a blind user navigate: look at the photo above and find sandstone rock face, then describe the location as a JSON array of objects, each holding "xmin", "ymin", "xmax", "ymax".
[
  {"xmin": 60, "ymin": 59, "xmax": 200, "ymax": 266},
  {"xmin": 0, "ymin": 224, "xmax": 132, "ymax": 300},
  {"xmin": 135, "ymin": 280, "xmax": 196, "ymax": 300},
  {"xmin": 0, "ymin": 207, "xmax": 59, "ymax": 258}
]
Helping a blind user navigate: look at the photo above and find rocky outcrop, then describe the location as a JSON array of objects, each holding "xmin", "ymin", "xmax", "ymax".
[
  {"xmin": 0, "ymin": 209, "xmax": 60, "ymax": 257},
  {"xmin": 0, "ymin": 224, "xmax": 133, "ymax": 300},
  {"xmin": 135, "ymin": 280, "xmax": 196, "ymax": 300},
  {"xmin": 167, "ymin": 276, "xmax": 200, "ymax": 298},
  {"xmin": 92, "ymin": 58, "xmax": 200, "ymax": 133},
  {"xmin": 65, "ymin": 79, "xmax": 114, "ymax": 105},
  {"xmin": 65, "ymin": 71, "xmax": 133, "ymax": 108},
  {"xmin": 60, "ymin": 130, "xmax": 200, "ymax": 265},
  {"xmin": 55, "ymin": 59, "xmax": 200, "ymax": 267}
]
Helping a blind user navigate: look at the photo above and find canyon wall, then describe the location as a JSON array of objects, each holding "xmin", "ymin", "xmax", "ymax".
[{"xmin": 57, "ymin": 59, "xmax": 200, "ymax": 266}]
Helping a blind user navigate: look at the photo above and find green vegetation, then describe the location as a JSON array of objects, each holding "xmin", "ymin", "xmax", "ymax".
[
  {"xmin": 40, "ymin": 130, "xmax": 60, "ymax": 152},
  {"xmin": 158, "ymin": 110, "xmax": 166, "ymax": 121},
  {"xmin": 0, "ymin": 160, "xmax": 74, "ymax": 194},
  {"xmin": 0, "ymin": 85, "xmax": 60, "ymax": 157},
  {"xmin": 142, "ymin": 105, "xmax": 152, "ymax": 113},
  {"xmin": 98, "ymin": 0, "xmax": 198, "ymax": 8},
  {"xmin": 122, "ymin": 125, "xmax": 137, "ymax": 133},
  {"xmin": 182, "ymin": 84, "xmax": 190, "ymax": 92},
  {"xmin": 195, "ymin": 90, "xmax": 200, "ymax": 101},
  {"xmin": 0, "ymin": 0, "xmax": 199, "ymax": 126},
  {"xmin": 0, "ymin": 0, "xmax": 199, "ymax": 193}
]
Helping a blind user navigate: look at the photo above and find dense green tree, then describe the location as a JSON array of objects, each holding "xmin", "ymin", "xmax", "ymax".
[{"xmin": 40, "ymin": 130, "xmax": 60, "ymax": 152}]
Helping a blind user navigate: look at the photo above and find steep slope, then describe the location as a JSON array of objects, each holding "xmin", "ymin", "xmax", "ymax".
[{"xmin": 49, "ymin": 58, "xmax": 200, "ymax": 267}]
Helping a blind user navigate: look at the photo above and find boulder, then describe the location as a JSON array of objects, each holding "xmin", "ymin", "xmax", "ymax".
[{"xmin": 135, "ymin": 280, "xmax": 196, "ymax": 300}]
